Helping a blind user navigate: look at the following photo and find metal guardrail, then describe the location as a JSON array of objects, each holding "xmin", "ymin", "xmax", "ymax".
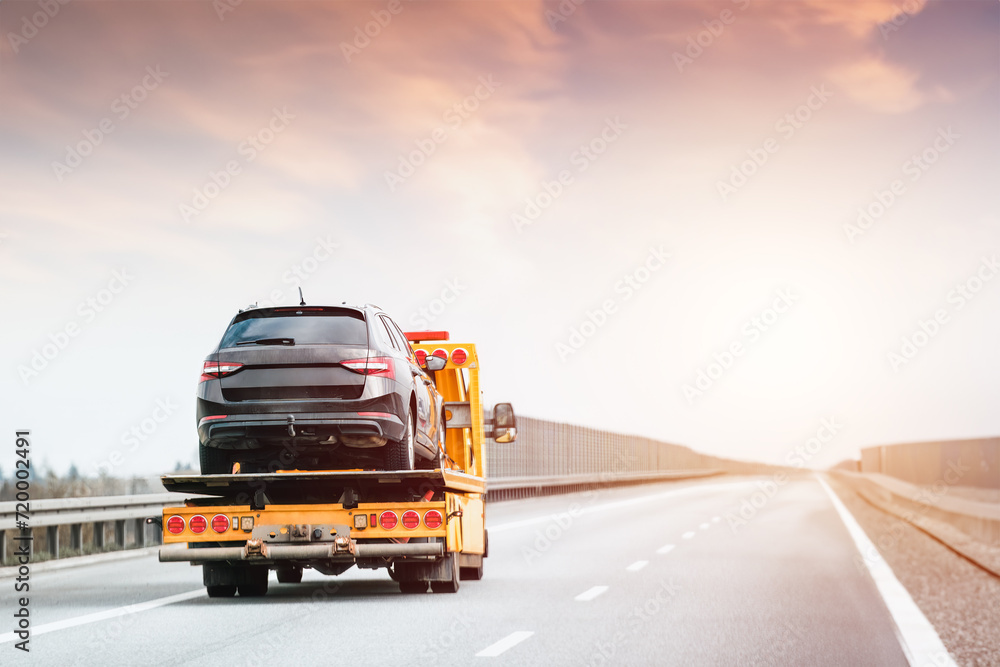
[
  {"xmin": 2, "ymin": 416, "xmax": 773, "ymax": 565},
  {"xmin": 0, "ymin": 493, "xmax": 194, "ymax": 563}
]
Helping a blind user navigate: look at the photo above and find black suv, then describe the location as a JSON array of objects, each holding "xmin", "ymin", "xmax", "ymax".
[{"xmin": 197, "ymin": 303, "xmax": 446, "ymax": 473}]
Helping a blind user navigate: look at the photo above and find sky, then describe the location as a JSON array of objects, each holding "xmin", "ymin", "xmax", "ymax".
[{"xmin": 1, "ymin": 0, "xmax": 998, "ymax": 477}]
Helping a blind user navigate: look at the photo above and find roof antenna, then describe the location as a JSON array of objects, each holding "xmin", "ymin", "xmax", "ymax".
[{"xmin": 298, "ymin": 287, "xmax": 306, "ymax": 306}]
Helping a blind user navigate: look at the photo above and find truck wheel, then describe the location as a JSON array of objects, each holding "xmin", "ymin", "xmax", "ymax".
[
  {"xmin": 206, "ymin": 584, "xmax": 237, "ymax": 598},
  {"xmin": 460, "ymin": 561, "xmax": 484, "ymax": 581},
  {"xmin": 237, "ymin": 567, "xmax": 269, "ymax": 597},
  {"xmin": 276, "ymin": 565, "xmax": 303, "ymax": 584},
  {"xmin": 399, "ymin": 580, "xmax": 428, "ymax": 594},
  {"xmin": 199, "ymin": 445, "xmax": 233, "ymax": 475},
  {"xmin": 385, "ymin": 412, "xmax": 416, "ymax": 471},
  {"xmin": 431, "ymin": 555, "xmax": 460, "ymax": 594}
]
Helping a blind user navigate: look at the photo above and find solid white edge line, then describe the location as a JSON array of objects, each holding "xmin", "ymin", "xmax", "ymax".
[
  {"xmin": 656, "ymin": 544, "xmax": 676, "ymax": 555},
  {"xmin": 0, "ymin": 589, "xmax": 205, "ymax": 644},
  {"xmin": 476, "ymin": 631, "xmax": 534, "ymax": 657},
  {"xmin": 487, "ymin": 480, "xmax": 753, "ymax": 533},
  {"xmin": 626, "ymin": 560, "xmax": 649, "ymax": 572},
  {"xmin": 815, "ymin": 474, "xmax": 956, "ymax": 667},
  {"xmin": 574, "ymin": 585, "xmax": 609, "ymax": 602}
]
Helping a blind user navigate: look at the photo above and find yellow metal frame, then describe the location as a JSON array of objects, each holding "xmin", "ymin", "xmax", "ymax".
[{"xmin": 162, "ymin": 501, "xmax": 447, "ymax": 544}]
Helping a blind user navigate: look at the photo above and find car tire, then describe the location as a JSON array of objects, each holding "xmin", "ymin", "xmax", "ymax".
[
  {"xmin": 199, "ymin": 445, "xmax": 233, "ymax": 475},
  {"xmin": 385, "ymin": 410, "xmax": 416, "ymax": 471}
]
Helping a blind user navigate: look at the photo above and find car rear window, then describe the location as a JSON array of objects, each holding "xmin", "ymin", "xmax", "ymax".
[{"xmin": 220, "ymin": 309, "xmax": 368, "ymax": 348}]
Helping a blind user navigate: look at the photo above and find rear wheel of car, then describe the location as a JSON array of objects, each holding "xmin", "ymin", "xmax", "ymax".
[
  {"xmin": 199, "ymin": 445, "xmax": 233, "ymax": 475},
  {"xmin": 385, "ymin": 411, "xmax": 416, "ymax": 471}
]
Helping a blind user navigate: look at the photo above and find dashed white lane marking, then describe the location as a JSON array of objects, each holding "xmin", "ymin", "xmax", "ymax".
[
  {"xmin": 816, "ymin": 474, "xmax": 957, "ymax": 667},
  {"xmin": 0, "ymin": 589, "xmax": 205, "ymax": 644},
  {"xmin": 626, "ymin": 560, "xmax": 648, "ymax": 572},
  {"xmin": 699, "ymin": 523, "xmax": 710, "ymax": 530},
  {"xmin": 575, "ymin": 585, "xmax": 609, "ymax": 602},
  {"xmin": 488, "ymin": 481, "xmax": 753, "ymax": 533},
  {"xmin": 476, "ymin": 631, "xmax": 534, "ymax": 657},
  {"xmin": 682, "ymin": 531, "xmax": 696, "ymax": 539},
  {"xmin": 656, "ymin": 544, "xmax": 676, "ymax": 555},
  {"xmin": 712, "ymin": 516, "xmax": 721, "ymax": 523}
]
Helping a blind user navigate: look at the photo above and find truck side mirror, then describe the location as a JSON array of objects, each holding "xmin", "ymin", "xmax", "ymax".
[
  {"xmin": 492, "ymin": 402, "xmax": 517, "ymax": 443},
  {"xmin": 425, "ymin": 355, "xmax": 447, "ymax": 372}
]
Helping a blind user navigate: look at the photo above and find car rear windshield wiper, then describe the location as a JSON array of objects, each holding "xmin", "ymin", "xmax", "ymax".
[{"xmin": 236, "ymin": 337, "xmax": 295, "ymax": 346}]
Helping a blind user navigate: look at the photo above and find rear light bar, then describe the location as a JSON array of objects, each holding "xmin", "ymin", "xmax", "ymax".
[
  {"xmin": 211, "ymin": 514, "xmax": 230, "ymax": 533},
  {"xmin": 401, "ymin": 510, "xmax": 420, "ymax": 530},
  {"xmin": 404, "ymin": 331, "xmax": 449, "ymax": 342},
  {"xmin": 341, "ymin": 355, "xmax": 395, "ymax": 379},
  {"xmin": 189, "ymin": 515, "xmax": 208, "ymax": 534},
  {"xmin": 423, "ymin": 510, "xmax": 443, "ymax": 529},
  {"xmin": 166, "ymin": 515, "xmax": 185, "ymax": 534},
  {"xmin": 200, "ymin": 360, "xmax": 244, "ymax": 382},
  {"xmin": 379, "ymin": 511, "xmax": 398, "ymax": 530}
]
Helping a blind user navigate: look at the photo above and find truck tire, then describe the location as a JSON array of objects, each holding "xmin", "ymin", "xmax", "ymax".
[
  {"xmin": 460, "ymin": 559, "xmax": 484, "ymax": 581},
  {"xmin": 199, "ymin": 445, "xmax": 233, "ymax": 475},
  {"xmin": 385, "ymin": 411, "xmax": 416, "ymax": 471},
  {"xmin": 399, "ymin": 580, "xmax": 428, "ymax": 594},
  {"xmin": 276, "ymin": 565, "xmax": 303, "ymax": 584},
  {"xmin": 236, "ymin": 566, "xmax": 269, "ymax": 597},
  {"xmin": 431, "ymin": 555, "xmax": 460, "ymax": 594},
  {"xmin": 206, "ymin": 584, "xmax": 237, "ymax": 598}
]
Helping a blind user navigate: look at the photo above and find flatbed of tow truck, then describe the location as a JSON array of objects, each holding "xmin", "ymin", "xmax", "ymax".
[{"xmin": 158, "ymin": 333, "xmax": 516, "ymax": 597}]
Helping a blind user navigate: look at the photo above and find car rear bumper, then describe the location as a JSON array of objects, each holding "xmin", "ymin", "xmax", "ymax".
[{"xmin": 198, "ymin": 410, "xmax": 405, "ymax": 448}]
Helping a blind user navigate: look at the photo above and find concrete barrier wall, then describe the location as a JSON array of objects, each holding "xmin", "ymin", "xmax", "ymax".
[{"xmin": 859, "ymin": 437, "xmax": 999, "ymax": 490}]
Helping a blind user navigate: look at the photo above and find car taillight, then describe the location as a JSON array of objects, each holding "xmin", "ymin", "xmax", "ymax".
[
  {"xmin": 423, "ymin": 510, "xmax": 443, "ymax": 529},
  {"xmin": 414, "ymin": 349, "xmax": 427, "ymax": 366},
  {"xmin": 211, "ymin": 514, "xmax": 230, "ymax": 533},
  {"xmin": 432, "ymin": 348, "xmax": 448, "ymax": 360},
  {"xmin": 200, "ymin": 360, "xmax": 244, "ymax": 382},
  {"xmin": 166, "ymin": 515, "xmax": 185, "ymax": 534},
  {"xmin": 342, "ymin": 355, "xmax": 395, "ymax": 379},
  {"xmin": 189, "ymin": 515, "xmax": 207, "ymax": 534},
  {"xmin": 379, "ymin": 511, "xmax": 398, "ymax": 530},
  {"xmin": 451, "ymin": 348, "xmax": 468, "ymax": 365},
  {"xmin": 401, "ymin": 510, "xmax": 420, "ymax": 530}
]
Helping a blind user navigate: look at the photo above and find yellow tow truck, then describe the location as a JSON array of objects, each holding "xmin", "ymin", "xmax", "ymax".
[{"xmin": 158, "ymin": 332, "xmax": 517, "ymax": 597}]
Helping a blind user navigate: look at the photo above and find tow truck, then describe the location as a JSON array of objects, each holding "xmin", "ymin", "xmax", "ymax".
[{"xmin": 158, "ymin": 332, "xmax": 517, "ymax": 597}]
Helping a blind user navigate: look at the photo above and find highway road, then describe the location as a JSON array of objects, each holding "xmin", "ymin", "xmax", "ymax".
[{"xmin": 0, "ymin": 476, "xmax": 953, "ymax": 666}]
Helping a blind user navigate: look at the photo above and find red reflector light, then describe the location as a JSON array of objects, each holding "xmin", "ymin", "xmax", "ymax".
[
  {"xmin": 414, "ymin": 349, "xmax": 427, "ymax": 366},
  {"xmin": 401, "ymin": 510, "xmax": 420, "ymax": 530},
  {"xmin": 211, "ymin": 514, "xmax": 230, "ymax": 533},
  {"xmin": 200, "ymin": 360, "xmax": 244, "ymax": 382},
  {"xmin": 166, "ymin": 515, "xmax": 185, "ymax": 534},
  {"xmin": 189, "ymin": 515, "xmax": 207, "ymax": 534},
  {"xmin": 358, "ymin": 412, "xmax": 395, "ymax": 419},
  {"xmin": 379, "ymin": 511, "xmax": 398, "ymax": 530},
  {"xmin": 423, "ymin": 510, "xmax": 443, "ymax": 529},
  {"xmin": 432, "ymin": 348, "xmax": 448, "ymax": 360},
  {"xmin": 341, "ymin": 355, "xmax": 395, "ymax": 379},
  {"xmin": 451, "ymin": 348, "xmax": 468, "ymax": 365},
  {"xmin": 370, "ymin": 513, "xmax": 377, "ymax": 527}
]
